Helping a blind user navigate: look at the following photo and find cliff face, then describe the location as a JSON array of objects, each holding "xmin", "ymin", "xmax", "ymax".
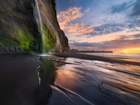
[
  {"xmin": 0, "ymin": 0, "xmax": 69, "ymax": 53},
  {"xmin": 37, "ymin": 0, "xmax": 69, "ymax": 52}
]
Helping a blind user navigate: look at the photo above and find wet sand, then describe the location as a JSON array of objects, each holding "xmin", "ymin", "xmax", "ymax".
[
  {"xmin": 1, "ymin": 53, "xmax": 140, "ymax": 105},
  {"xmin": 45, "ymin": 55, "xmax": 140, "ymax": 105},
  {"xmin": 54, "ymin": 53, "xmax": 140, "ymax": 66},
  {"xmin": 0, "ymin": 54, "xmax": 40, "ymax": 105}
]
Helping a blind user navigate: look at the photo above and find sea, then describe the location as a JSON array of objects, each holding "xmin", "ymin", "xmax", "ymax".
[{"xmin": 40, "ymin": 53, "xmax": 140, "ymax": 105}]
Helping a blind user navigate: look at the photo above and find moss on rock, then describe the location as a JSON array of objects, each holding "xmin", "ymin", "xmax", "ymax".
[{"xmin": 42, "ymin": 24, "xmax": 56, "ymax": 52}]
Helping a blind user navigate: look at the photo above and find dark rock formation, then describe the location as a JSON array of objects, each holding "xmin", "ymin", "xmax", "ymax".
[
  {"xmin": 0, "ymin": 0, "xmax": 69, "ymax": 53},
  {"xmin": 0, "ymin": 0, "xmax": 41, "ymax": 52},
  {"xmin": 37, "ymin": 0, "xmax": 70, "ymax": 52}
]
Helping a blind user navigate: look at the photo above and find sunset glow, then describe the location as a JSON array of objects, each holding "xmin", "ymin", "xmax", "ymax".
[
  {"xmin": 122, "ymin": 48, "xmax": 140, "ymax": 53},
  {"xmin": 57, "ymin": 0, "xmax": 140, "ymax": 53}
]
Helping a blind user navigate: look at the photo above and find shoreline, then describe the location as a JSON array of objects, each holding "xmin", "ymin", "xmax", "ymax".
[
  {"xmin": 1, "ymin": 53, "xmax": 140, "ymax": 66},
  {"xmin": 0, "ymin": 53, "xmax": 140, "ymax": 105},
  {"xmin": 54, "ymin": 53, "xmax": 140, "ymax": 66}
]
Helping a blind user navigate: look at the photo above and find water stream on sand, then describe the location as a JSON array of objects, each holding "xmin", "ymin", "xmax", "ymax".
[{"xmin": 39, "ymin": 53, "xmax": 140, "ymax": 105}]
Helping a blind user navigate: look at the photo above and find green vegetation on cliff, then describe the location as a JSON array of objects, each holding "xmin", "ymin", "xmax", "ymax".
[
  {"xmin": 0, "ymin": 0, "xmax": 69, "ymax": 53},
  {"xmin": 16, "ymin": 29, "xmax": 34, "ymax": 50},
  {"xmin": 0, "ymin": 29, "xmax": 35, "ymax": 51},
  {"xmin": 0, "ymin": 34, "xmax": 18, "ymax": 49},
  {"xmin": 0, "ymin": 25, "xmax": 56, "ymax": 52},
  {"xmin": 42, "ymin": 24, "xmax": 56, "ymax": 52}
]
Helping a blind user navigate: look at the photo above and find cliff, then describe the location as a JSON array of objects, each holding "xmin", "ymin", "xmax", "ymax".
[{"xmin": 0, "ymin": 0, "xmax": 69, "ymax": 53}]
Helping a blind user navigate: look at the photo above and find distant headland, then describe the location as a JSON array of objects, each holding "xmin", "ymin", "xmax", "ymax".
[{"xmin": 70, "ymin": 49, "xmax": 113, "ymax": 53}]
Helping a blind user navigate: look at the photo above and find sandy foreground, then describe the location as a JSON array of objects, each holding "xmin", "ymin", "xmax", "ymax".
[
  {"xmin": 0, "ymin": 53, "xmax": 140, "ymax": 105},
  {"xmin": 0, "ymin": 54, "xmax": 40, "ymax": 105}
]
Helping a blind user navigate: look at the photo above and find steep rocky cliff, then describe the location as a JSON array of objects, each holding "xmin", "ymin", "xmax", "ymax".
[
  {"xmin": 0, "ymin": 0, "xmax": 69, "ymax": 53},
  {"xmin": 37, "ymin": 0, "xmax": 69, "ymax": 52}
]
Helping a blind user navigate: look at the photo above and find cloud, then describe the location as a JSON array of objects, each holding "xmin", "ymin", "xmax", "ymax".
[
  {"xmin": 56, "ymin": 0, "xmax": 93, "ymax": 12},
  {"xmin": 57, "ymin": 7, "xmax": 83, "ymax": 29},
  {"xmin": 85, "ymin": 8, "xmax": 90, "ymax": 13},
  {"xmin": 70, "ymin": 38, "xmax": 140, "ymax": 52},
  {"xmin": 111, "ymin": 1, "xmax": 134, "ymax": 14},
  {"xmin": 70, "ymin": 42, "xmax": 94, "ymax": 47},
  {"xmin": 97, "ymin": 39, "xmax": 140, "ymax": 51},
  {"xmin": 65, "ymin": 22, "xmax": 94, "ymax": 35},
  {"xmin": 111, "ymin": 2, "xmax": 128, "ymax": 13},
  {"xmin": 110, "ymin": 0, "xmax": 140, "ymax": 16},
  {"xmin": 125, "ymin": 18, "xmax": 140, "ymax": 32},
  {"xmin": 90, "ymin": 23, "xmax": 125, "ymax": 36},
  {"xmin": 130, "ymin": 0, "xmax": 140, "ymax": 16},
  {"xmin": 118, "ymin": 34, "xmax": 140, "ymax": 40},
  {"xmin": 69, "ymin": 30, "xmax": 140, "ymax": 51},
  {"xmin": 57, "ymin": 7, "xmax": 94, "ymax": 35},
  {"xmin": 89, "ymin": 20, "xmax": 140, "ymax": 36}
]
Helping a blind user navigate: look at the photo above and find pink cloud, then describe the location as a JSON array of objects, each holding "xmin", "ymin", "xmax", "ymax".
[
  {"xmin": 57, "ymin": 7, "xmax": 94, "ymax": 35},
  {"xmin": 66, "ymin": 23, "xmax": 94, "ymax": 34},
  {"xmin": 57, "ymin": 7, "xmax": 83, "ymax": 29}
]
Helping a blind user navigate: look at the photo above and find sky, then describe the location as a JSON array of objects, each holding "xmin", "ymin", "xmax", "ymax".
[{"xmin": 56, "ymin": 0, "xmax": 140, "ymax": 53}]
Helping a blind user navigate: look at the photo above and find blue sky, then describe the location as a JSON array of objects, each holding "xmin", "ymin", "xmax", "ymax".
[{"xmin": 56, "ymin": 0, "xmax": 140, "ymax": 53}]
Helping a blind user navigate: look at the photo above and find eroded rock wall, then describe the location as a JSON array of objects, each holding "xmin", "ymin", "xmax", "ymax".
[
  {"xmin": 37, "ymin": 0, "xmax": 69, "ymax": 52},
  {"xmin": 0, "ymin": 0, "xmax": 69, "ymax": 53},
  {"xmin": 0, "ymin": 0, "xmax": 41, "ymax": 52}
]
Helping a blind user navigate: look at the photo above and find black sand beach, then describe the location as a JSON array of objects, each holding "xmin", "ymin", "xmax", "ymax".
[
  {"xmin": 0, "ymin": 54, "xmax": 40, "ymax": 105},
  {"xmin": 54, "ymin": 53, "xmax": 140, "ymax": 66},
  {"xmin": 0, "ymin": 53, "xmax": 140, "ymax": 105}
]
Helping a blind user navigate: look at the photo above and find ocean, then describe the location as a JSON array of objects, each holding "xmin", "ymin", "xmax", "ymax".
[{"xmin": 85, "ymin": 53, "xmax": 140, "ymax": 62}]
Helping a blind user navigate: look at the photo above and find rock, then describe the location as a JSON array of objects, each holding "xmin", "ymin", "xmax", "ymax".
[
  {"xmin": 0, "ymin": 0, "xmax": 69, "ymax": 53},
  {"xmin": 36, "ymin": 0, "xmax": 69, "ymax": 52},
  {"xmin": 0, "ymin": 0, "xmax": 41, "ymax": 52}
]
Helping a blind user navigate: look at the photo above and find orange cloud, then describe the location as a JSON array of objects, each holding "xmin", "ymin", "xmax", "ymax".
[
  {"xmin": 68, "ymin": 30, "xmax": 140, "ymax": 53},
  {"xmin": 66, "ymin": 23, "xmax": 94, "ymax": 34},
  {"xmin": 57, "ymin": 7, "xmax": 94, "ymax": 35},
  {"xmin": 76, "ymin": 30, "xmax": 140, "ymax": 43},
  {"xmin": 57, "ymin": 7, "xmax": 83, "ymax": 29}
]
